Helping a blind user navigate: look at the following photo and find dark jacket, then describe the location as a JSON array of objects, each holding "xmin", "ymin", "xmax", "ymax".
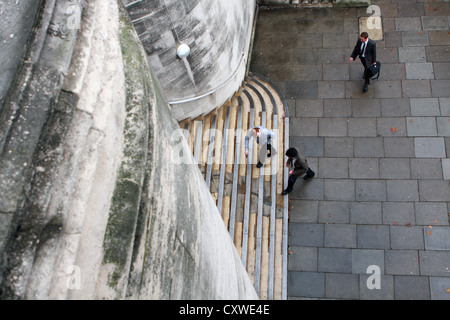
[
  {"xmin": 286, "ymin": 155, "xmax": 309, "ymax": 177},
  {"xmin": 351, "ymin": 38, "xmax": 377, "ymax": 67}
]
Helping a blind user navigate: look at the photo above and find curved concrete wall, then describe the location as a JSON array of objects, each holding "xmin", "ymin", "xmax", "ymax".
[
  {"xmin": 123, "ymin": 0, "xmax": 256, "ymax": 121},
  {"xmin": 0, "ymin": 0, "xmax": 257, "ymax": 299}
]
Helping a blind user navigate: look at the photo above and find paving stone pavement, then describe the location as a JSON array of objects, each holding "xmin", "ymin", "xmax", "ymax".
[{"xmin": 250, "ymin": 0, "xmax": 450, "ymax": 300}]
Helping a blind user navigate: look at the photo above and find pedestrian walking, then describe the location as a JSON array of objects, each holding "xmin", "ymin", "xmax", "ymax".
[
  {"xmin": 244, "ymin": 126, "xmax": 276, "ymax": 168},
  {"xmin": 281, "ymin": 147, "xmax": 314, "ymax": 195},
  {"xmin": 349, "ymin": 32, "xmax": 377, "ymax": 93}
]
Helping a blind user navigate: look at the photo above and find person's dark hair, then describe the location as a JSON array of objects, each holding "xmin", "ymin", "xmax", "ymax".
[
  {"xmin": 285, "ymin": 148, "xmax": 298, "ymax": 158},
  {"xmin": 360, "ymin": 32, "xmax": 369, "ymax": 39}
]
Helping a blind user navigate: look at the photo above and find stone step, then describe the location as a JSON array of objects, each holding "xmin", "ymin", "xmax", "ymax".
[{"xmin": 179, "ymin": 74, "xmax": 289, "ymax": 300}]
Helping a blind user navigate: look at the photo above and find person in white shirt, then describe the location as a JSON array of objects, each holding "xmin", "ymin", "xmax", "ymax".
[{"xmin": 244, "ymin": 126, "xmax": 276, "ymax": 168}]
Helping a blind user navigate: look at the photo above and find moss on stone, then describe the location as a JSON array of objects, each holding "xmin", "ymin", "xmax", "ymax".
[{"xmin": 101, "ymin": 1, "xmax": 155, "ymax": 295}]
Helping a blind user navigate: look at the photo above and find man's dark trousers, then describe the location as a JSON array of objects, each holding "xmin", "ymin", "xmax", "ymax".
[{"xmin": 360, "ymin": 56, "xmax": 370, "ymax": 85}]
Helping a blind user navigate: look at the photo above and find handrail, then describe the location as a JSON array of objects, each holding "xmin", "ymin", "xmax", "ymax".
[{"xmin": 168, "ymin": 52, "xmax": 245, "ymax": 105}]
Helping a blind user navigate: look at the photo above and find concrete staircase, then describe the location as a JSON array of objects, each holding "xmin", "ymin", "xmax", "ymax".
[{"xmin": 179, "ymin": 73, "xmax": 290, "ymax": 300}]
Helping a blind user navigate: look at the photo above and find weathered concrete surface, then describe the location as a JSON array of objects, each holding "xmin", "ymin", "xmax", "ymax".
[
  {"xmin": 123, "ymin": 0, "xmax": 256, "ymax": 121},
  {"xmin": 0, "ymin": 0, "xmax": 41, "ymax": 105},
  {"xmin": 0, "ymin": 0, "xmax": 257, "ymax": 300}
]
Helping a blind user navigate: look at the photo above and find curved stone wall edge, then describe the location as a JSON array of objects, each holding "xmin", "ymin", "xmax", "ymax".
[{"xmin": 0, "ymin": 0, "xmax": 257, "ymax": 300}]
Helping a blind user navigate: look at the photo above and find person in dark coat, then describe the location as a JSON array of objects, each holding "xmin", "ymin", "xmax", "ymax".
[
  {"xmin": 350, "ymin": 32, "xmax": 377, "ymax": 93},
  {"xmin": 281, "ymin": 148, "xmax": 315, "ymax": 195}
]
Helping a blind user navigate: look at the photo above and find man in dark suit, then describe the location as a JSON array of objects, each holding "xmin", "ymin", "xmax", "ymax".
[{"xmin": 350, "ymin": 32, "xmax": 377, "ymax": 93}]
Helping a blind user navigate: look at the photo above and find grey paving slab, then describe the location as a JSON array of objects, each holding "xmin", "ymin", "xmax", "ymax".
[
  {"xmin": 397, "ymin": 2, "xmax": 424, "ymax": 17},
  {"xmin": 285, "ymin": 81, "xmax": 318, "ymax": 99},
  {"xmin": 380, "ymin": 158, "xmax": 411, "ymax": 179},
  {"xmin": 288, "ymin": 247, "xmax": 318, "ymax": 272},
  {"xmin": 324, "ymin": 224, "xmax": 356, "ymax": 248},
  {"xmin": 288, "ymin": 271, "xmax": 325, "ymax": 298},
  {"xmin": 318, "ymin": 81, "xmax": 346, "ymax": 99},
  {"xmin": 434, "ymin": 63, "xmax": 450, "ymax": 81},
  {"xmin": 398, "ymin": 47, "xmax": 427, "ymax": 63},
  {"xmin": 323, "ymin": 98, "xmax": 352, "ymax": 117},
  {"xmin": 296, "ymin": 65, "xmax": 322, "ymax": 81},
  {"xmin": 373, "ymin": 81, "xmax": 403, "ymax": 99},
  {"xmin": 443, "ymin": 158, "xmax": 450, "ymax": 180},
  {"xmin": 348, "ymin": 118, "xmax": 377, "ymax": 137},
  {"xmin": 445, "ymin": 138, "xmax": 450, "ymax": 157},
  {"xmin": 419, "ymin": 180, "xmax": 450, "ymax": 201},
  {"xmin": 318, "ymin": 158, "xmax": 348, "ymax": 179},
  {"xmin": 360, "ymin": 275, "xmax": 395, "ymax": 300},
  {"xmin": 407, "ymin": 117, "xmax": 437, "ymax": 136},
  {"xmin": 411, "ymin": 158, "xmax": 443, "ymax": 179},
  {"xmin": 382, "ymin": 202, "xmax": 415, "ymax": 225},
  {"xmin": 356, "ymin": 180, "xmax": 387, "ymax": 202},
  {"xmin": 385, "ymin": 31, "xmax": 402, "ymax": 47},
  {"xmin": 402, "ymin": 31, "xmax": 429, "ymax": 47},
  {"xmin": 422, "ymin": 16, "xmax": 449, "ymax": 30},
  {"xmin": 354, "ymin": 137, "xmax": 384, "ymax": 157},
  {"xmin": 325, "ymin": 273, "xmax": 359, "ymax": 299},
  {"xmin": 377, "ymin": 117, "xmax": 407, "ymax": 137},
  {"xmin": 324, "ymin": 179, "xmax": 355, "ymax": 201},
  {"xmin": 431, "ymin": 80, "xmax": 450, "ymax": 98},
  {"xmin": 352, "ymin": 99, "xmax": 381, "ymax": 117},
  {"xmin": 349, "ymin": 158, "xmax": 379, "ymax": 179},
  {"xmin": 318, "ymin": 118, "xmax": 348, "ymax": 136},
  {"xmin": 318, "ymin": 247, "xmax": 352, "ymax": 272},
  {"xmin": 437, "ymin": 117, "xmax": 450, "ymax": 136},
  {"xmin": 386, "ymin": 250, "xmax": 420, "ymax": 275},
  {"xmin": 390, "ymin": 226, "xmax": 425, "ymax": 250},
  {"xmin": 430, "ymin": 277, "xmax": 450, "ymax": 300},
  {"xmin": 377, "ymin": 47, "xmax": 399, "ymax": 64},
  {"xmin": 426, "ymin": 46, "xmax": 450, "ymax": 62},
  {"xmin": 290, "ymin": 178, "xmax": 325, "ymax": 201},
  {"xmin": 405, "ymin": 63, "xmax": 434, "ymax": 80},
  {"xmin": 402, "ymin": 80, "xmax": 432, "ymax": 98},
  {"xmin": 346, "ymin": 81, "xmax": 374, "ymax": 99},
  {"xmin": 318, "ymin": 201, "xmax": 350, "ymax": 223},
  {"xmin": 386, "ymin": 180, "xmax": 419, "ymax": 201},
  {"xmin": 381, "ymin": 98, "xmax": 411, "ymax": 117},
  {"xmin": 350, "ymin": 202, "xmax": 382, "ymax": 225},
  {"xmin": 440, "ymin": 98, "xmax": 450, "ymax": 116},
  {"xmin": 424, "ymin": 226, "xmax": 450, "ymax": 250},
  {"xmin": 410, "ymin": 98, "xmax": 441, "ymax": 116},
  {"xmin": 318, "ymin": 48, "xmax": 345, "ymax": 64},
  {"xmin": 295, "ymin": 99, "xmax": 323, "ymax": 117},
  {"xmin": 428, "ymin": 30, "xmax": 450, "ymax": 46},
  {"xmin": 357, "ymin": 225, "xmax": 390, "ymax": 249},
  {"xmin": 290, "ymin": 136, "xmax": 324, "ymax": 157},
  {"xmin": 376, "ymin": 63, "xmax": 405, "ymax": 81},
  {"xmin": 289, "ymin": 199, "xmax": 318, "ymax": 223},
  {"xmin": 290, "ymin": 117, "xmax": 318, "ymax": 136},
  {"xmin": 415, "ymin": 137, "xmax": 446, "ymax": 158},
  {"xmin": 352, "ymin": 249, "xmax": 385, "ymax": 274},
  {"xmin": 415, "ymin": 202, "xmax": 449, "ymax": 226},
  {"xmin": 394, "ymin": 17, "xmax": 422, "ymax": 31},
  {"xmin": 324, "ymin": 137, "xmax": 353, "ymax": 157},
  {"xmin": 289, "ymin": 223, "xmax": 324, "ymax": 247},
  {"xmin": 394, "ymin": 276, "xmax": 431, "ymax": 300},
  {"xmin": 419, "ymin": 251, "xmax": 450, "ymax": 277},
  {"xmin": 323, "ymin": 64, "xmax": 350, "ymax": 81},
  {"xmin": 384, "ymin": 137, "xmax": 415, "ymax": 157}
]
